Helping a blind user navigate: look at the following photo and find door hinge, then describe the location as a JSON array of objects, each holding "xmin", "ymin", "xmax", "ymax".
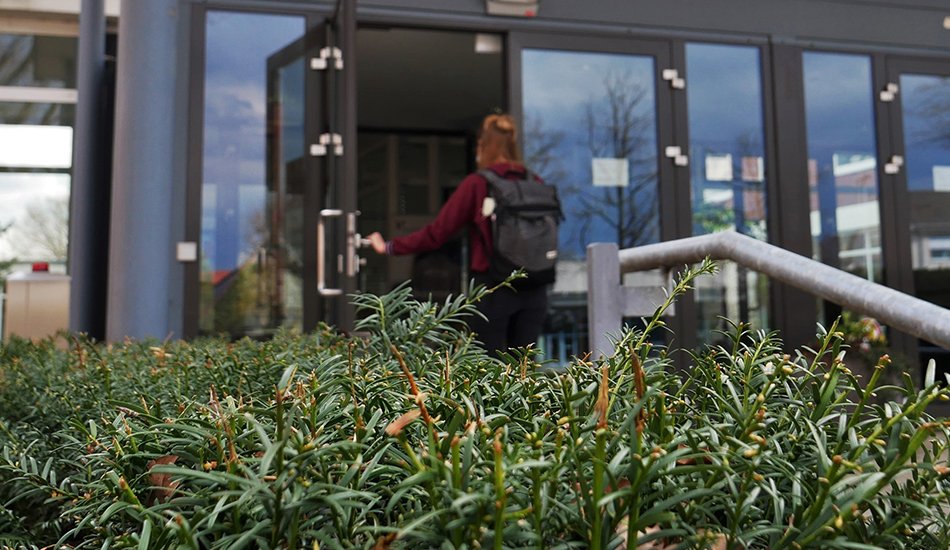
[
  {"xmin": 664, "ymin": 145, "xmax": 689, "ymax": 166},
  {"xmin": 310, "ymin": 47, "xmax": 343, "ymax": 71},
  {"xmin": 884, "ymin": 154, "xmax": 903, "ymax": 174},
  {"xmin": 310, "ymin": 133, "xmax": 343, "ymax": 157},
  {"xmin": 880, "ymin": 82, "xmax": 899, "ymax": 102},
  {"xmin": 662, "ymin": 68, "xmax": 685, "ymax": 90}
]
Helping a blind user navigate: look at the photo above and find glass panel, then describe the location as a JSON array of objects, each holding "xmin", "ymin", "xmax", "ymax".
[
  {"xmin": 522, "ymin": 48, "xmax": 659, "ymax": 360},
  {"xmin": 686, "ymin": 43, "xmax": 769, "ymax": 344},
  {"xmin": 0, "ymin": 34, "xmax": 77, "ymax": 88},
  {"xmin": 900, "ymin": 72, "xmax": 950, "ymax": 371},
  {"xmin": 0, "ymin": 98, "xmax": 73, "ymax": 291},
  {"xmin": 266, "ymin": 56, "xmax": 306, "ymax": 332},
  {"xmin": 0, "ymin": 172, "xmax": 70, "ymax": 267},
  {"xmin": 199, "ymin": 11, "xmax": 305, "ymax": 337},
  {"xmin": 0, "ymin": 102, "xmax": 74, "ymax": 125},
  {"xmin": 803, "ymin": 53, "xmax": 881, "ymax": 290}
]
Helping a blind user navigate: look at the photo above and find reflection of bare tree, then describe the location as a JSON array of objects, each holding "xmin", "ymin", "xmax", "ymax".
[
  {"xmin": 574, "ymin": 71, "xmax": 657, "ymax": 250},
  {"xmin": 523, "ymin": 113, "xmax": 567, "ymax": 186},
  {"xmin": 0, "ymin": 223, "xmax": 16, "ymax": 286},
  {"xmin": 10, "ymin": 196, "xmax": 69, "ymax": 260},
  {"xmin": 907, "ymin": 78, "xmax": 950, "ymax": 147}
]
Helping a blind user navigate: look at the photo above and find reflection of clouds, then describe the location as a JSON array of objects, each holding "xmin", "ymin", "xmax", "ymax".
[
  {"xmin": 523, "ymin": 50, "xmax": 654, "ymax": 113},
  {"xmin": 686, "ymin": 44, "xmax": 765, "ymax": 147},
  {"xmin": 206, "ymin": 11, "xmax": 303, "ymax": 86},
  {"xmin": 802, "ymin": 53, "xmax": 875, "ymax": 149},
  {"xmin": 202, "ymin": 10, "xmax": 305, "ymax": 212},
  {"xmin": 523, "ymin": 50, "xmax": 660, "ymax": 256},
  {"xmin": 206, "ymin": 82, "xmax": 266, "ymax": 120},
  {"xmin": 804, "ymin": 52, "xmax": 873, "ymax": 106}
]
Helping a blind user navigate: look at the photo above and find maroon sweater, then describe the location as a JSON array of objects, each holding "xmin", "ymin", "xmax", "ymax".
[{"xmin": 387, "ymin": 162, "xmax": 533, "ymax": 273}]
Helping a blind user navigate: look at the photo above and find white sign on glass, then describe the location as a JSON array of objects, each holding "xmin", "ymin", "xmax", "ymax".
[
  {"xmin": 592, "ymin": 157, "xmax": 629, "ymax": 187},
  {"xmin": 933, "ymin": 165, "xmax": 950, "ymax": 192},
  {"xmin": 705, "ymin": 153, "xmax": 733, "ymax": 182},
  {"xmin": 741, "ymin": 156, "xmax": 764, "ymax": 182}
]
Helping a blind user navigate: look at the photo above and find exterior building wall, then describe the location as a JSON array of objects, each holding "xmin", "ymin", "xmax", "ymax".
[{"xmin": 0, "ymin": 0, "xmax": 947, "ymax": 354}]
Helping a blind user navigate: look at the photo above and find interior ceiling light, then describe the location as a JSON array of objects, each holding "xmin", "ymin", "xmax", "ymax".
[{"xmin": 486, "ymin": 0, "xmax": 538, "ymax": 17}]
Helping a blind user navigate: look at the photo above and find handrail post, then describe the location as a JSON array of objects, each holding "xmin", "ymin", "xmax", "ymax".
[{"xmin": 587, "ymin": 243, "xmax": 622, "ymax": 360}]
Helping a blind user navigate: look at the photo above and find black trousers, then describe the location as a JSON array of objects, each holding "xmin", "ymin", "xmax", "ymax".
[{"xmin": 467, "ymin": 275, "xmax": 548, "ymax": 356}]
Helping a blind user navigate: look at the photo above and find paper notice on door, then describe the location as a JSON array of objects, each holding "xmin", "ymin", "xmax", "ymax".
[
  {"xmin": 705, "ymin": 153, "xmax": 733, "ymax": 182},
  {"xmin": 592, "ymin": 157, "xmax": 629, "ymax": 187},
  {"xmin": 933, "ymin": 165, "xmax": 950, "ymax": 192},
  {"xmin": 741, "ymin": 156, "xmax": 764, "ymax": 182}
]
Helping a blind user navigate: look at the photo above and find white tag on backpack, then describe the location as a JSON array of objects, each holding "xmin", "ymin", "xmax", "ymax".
[{"xmin": 482, "ymin": 197, "xmax": 496, "ymax": 217}]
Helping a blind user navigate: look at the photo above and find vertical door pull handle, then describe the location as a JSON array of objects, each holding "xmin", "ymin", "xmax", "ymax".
[{"xmin": 317, "ymin": 209, "xmax": 344, "ymax": 296}]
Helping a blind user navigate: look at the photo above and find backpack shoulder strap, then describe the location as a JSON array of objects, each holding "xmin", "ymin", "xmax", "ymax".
[
  {"xmin": 477, "ymin": 168, "xmax": 506, "ymax": 190},
  {"xmin": 479, "ymin": 168, "xmax": 529, "ymax": 204}
]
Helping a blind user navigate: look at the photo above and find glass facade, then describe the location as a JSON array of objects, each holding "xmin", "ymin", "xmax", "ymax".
[
  {"xmin": 199, "ymin": 11, "xmax": 305, "ymax": 337},
  {"xmin": 0, "ymin": 2, "xmax": 935, "ymax": 371},
  {"xmin": 0, "ymin": 31, "xmax": 77, "ymax": 334},
  {"xmin": 686, "ymin": 43, "xmax": 769, "ymax": 344},
  {"xmin": 0, "ymin": 63, "xmax": 76, "ymax": 269}
]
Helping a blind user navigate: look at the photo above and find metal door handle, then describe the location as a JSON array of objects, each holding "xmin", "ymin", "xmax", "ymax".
[
  {"xmin": 346, "ymin": 212, "xmax": 358, "ymax": 277},
  {"xmin": 317, "ymin": 208, "xmax": 344, "ymax": 296}
]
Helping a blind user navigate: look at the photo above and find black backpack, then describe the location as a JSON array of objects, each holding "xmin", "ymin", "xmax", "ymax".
[{"xmin": 479, "ymin": 169, "xmax": 562, "ymax": 286}]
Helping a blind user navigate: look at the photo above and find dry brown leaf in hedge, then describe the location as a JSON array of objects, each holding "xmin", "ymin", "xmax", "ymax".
[
  {"xmin": 385, "ymin": 409, "xmax": 421, "ymax": 436},
  {"xmin": 147, "ymin": 454, "xmax": 179, "ymax": 504},
  {"xmin": 372, "ymin": 532, "xmax": 397, "ymax": 549}
]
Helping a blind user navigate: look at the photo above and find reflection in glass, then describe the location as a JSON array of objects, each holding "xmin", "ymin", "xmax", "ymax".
[
  {"xmin": 686, "ymin": 43, "xmax": 769, "ymax": 344},
  {"xmin": 0, "ymin": 173, "xmax": 70, "ymax": 266},
  {"xmin": 803, "ymin": 52, "xmax": 881, "ymax": 287},
  {"xmin": 199, "ymin": 11, "xmax": 304, "ymax": 337},
  {"xmin": 522, "ymin": 48, "xmax": 659, "ymax": 360},
  {"xmin": 900, "ymin": 73, "xmax": 950, "ymax": 371},
  {"xmin": 0, "ymin": 34, "xmax": 77, "ymax": 88},
  {"xmin": 0, "ymin": 102, "xmax": 74, "ymax": 126}
]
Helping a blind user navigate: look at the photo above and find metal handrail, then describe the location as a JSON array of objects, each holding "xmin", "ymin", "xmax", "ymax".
[{"xmin": 586, "ymin": 231, "xmax": 950, "ymax": 357}]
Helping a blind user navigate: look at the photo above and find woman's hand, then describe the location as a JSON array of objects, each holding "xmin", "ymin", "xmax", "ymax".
[{"xmin": 367, "ymin": 232, "xmax": 387, "ymax": 254}]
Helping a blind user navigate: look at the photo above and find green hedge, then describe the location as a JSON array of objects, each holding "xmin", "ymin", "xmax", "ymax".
[{"xmin": 1, "ymin": 261, "xmax": 948, "ymax": 549}]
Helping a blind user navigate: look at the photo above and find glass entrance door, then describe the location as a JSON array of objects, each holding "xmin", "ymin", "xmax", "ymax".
[
  {"xmin": 261, "ymin": 30, "xmax": 311, "ymax": 336},
  {"xmin": 511, "ymin": 35, "xmax": 678, "ymax": 360},
  {"xmin": 885, "ymin": 57, "xmax": 950, "ymax": 377},
  {"xmin": 196, "ymin": 7, "xmax": 358, "ymax": 338},
  {"xmin": 198, "ymin": 11, "xmax": 311, "ymax": 337}
]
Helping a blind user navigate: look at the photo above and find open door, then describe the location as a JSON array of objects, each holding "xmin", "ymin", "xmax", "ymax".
[{"xmin": 195, "ymin": 3, "xmax": 360, "ymax": 339}]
